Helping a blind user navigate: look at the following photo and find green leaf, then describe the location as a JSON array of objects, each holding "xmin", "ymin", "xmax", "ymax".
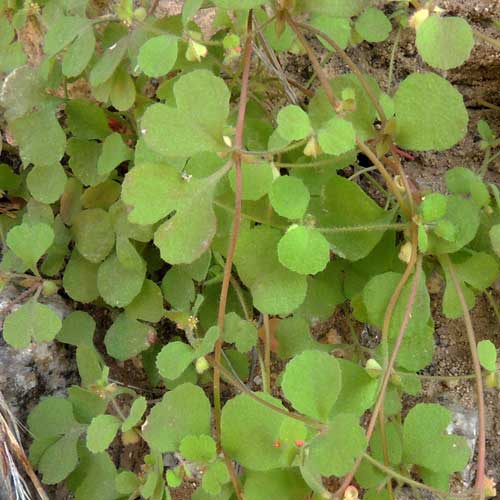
[
  {"xmin": 364, "ymin": 272, "xmax": 434, "ymax": 371},
  {"xmin": 66, "ymin": 100, "xmax": 110, "ymax": 140},
  {"xmin": 454, "ymin": 252, "xmax": 499, "ymax": 291},
  {"xmin": 27, "ymin": 163, "xmax": 67, "ymax": 204},
  {"xmin": 490, "ymin": 224, "xmax": 500, "ymax": 257},
  {"xmin": 223, "ymin": 312, "xmax": 258, "ymax": 353},
  {"xmin": 244, "ymin": 469, "xmax": 310, "ymax": 500},
  {"xmin": 123, "ymin": 162, "xmax": 227, "ymax": 264},
  {"xmin": 67, "ymin": 138, "xmax": 108, "ymax": 187},
  {"xmin": 394, "ymin": 72, "xmax": 468, "ymax": 151},
  {"xmin": 178, "ymin": 250, "xmax": 211, "ymax": 281},
  {"xmin": 125, "ymin": 279, "xmax": 165, "ymax": 322},
  {"xmin": 3, "ymin": 300, "xmax": 62, "ymax": 349},
  {"xmin": 211, "ymin": 0, "xmax": 267, "ymax": 8},
  {"xmin": 161, "ymin": 267, "xmax": 195, "ymax": 311},
  {"xmin": 116, "ymin": 471, "xmax": 140, "ymax": 495},
  {"xmin": 202, "ymin": 461, "xmax": 230, "ymax": 495},
  {"xmin": 445, "ymin": 167, "xmax": 489, "ymax": 207},
  {"xmin": 72, "ymin": 449, "xmax": 118, "ymax": 500},
  {"xmin": 82, "ymin": 180, "xmax": 121, "ymax": 210},
  {"xmin": 309, "ymin": 73, "xmax": 381, "ymax": 141},
  {"xmin": 97, "ymin": 253, "xmax": 145, "ymax": 307},
  {"xmin": 156, "ymin": 341, "xmax": 195, "ymax": 380},
  {"xmin": 310, "ymin": 16, "xmax": 351, "ymax": 51},
  {"xmin": 104, "ymin": 313, "xmax": 152, "ymax": 361},
  {"xmin": 278, "ymin": 225, "xmax": 331, "ymax": 275},
  {"xmin": 121, "ymin": 162, "xmax": 181, "ymax": 224},
  {"xmin": 355, "ymin": 7, "xmax": 392, "ymax": 42},
  {"xmin": 416, "ymin": 16, "xmax": 474, "ymax": 70},
  {"xmin": 477, "ymin": 340, "xmax": 497, "ymax": 372},
  {"xmin": 282, "ymin": 350, "xmax": 341, "ymax": 421},
  {"xmin": 234, "ymin": 226, "xmax": 307, "ymax": 315},
  {"xmin": 296, "ymin": 261, "xmax": 345, "ymax": 323},
  {"xmin": 403, "ymin": 403, "xmax": 470, "ymax": 474},
  {"xmin": 122, "ymin": 396, "xmax": 147, "ymax": 432},
  {"xmin": 86, "ymin": 414, "xmax": 121, "ymax": 453},
  {"xmin": 44, "ymin": 16, "xmax": 89, "ymax": 56},
  {"xmin": 76, "ymin": 344, "xmax": 102, "ymax": 386},
  {"xmin": 57, "ymin": 311, "xmax": 95, "ymax": 347},
  {"xmin": 306, "ymin": 413, "xmax": 367, "ymax": 477},
  {"xmin": 10, "ymin": 108, "xmax": 66, "ymax": 167},
  {"xmin": 141, "ymin": 70, "xmax": 230, "ymax": 157},
  {"xmin": 180, "ymin": 434, "xmax": 216, "ymax": 463},
  {"xmin": 155, "ymin": 192, "xmax": 226, "ymax": 265},
  {"xmin": 7, "ymin": 222, "xmax": 54, "ymax": 269},
  {"xmin": 72, "ymin": 208, "xmax": 116, "ymax": 264},
  {"xmin": 68, "ymin": 386, "xmax": 107, "ymax": 425},
  {"xmin": 221, "ymin": 392, "xmax": 288, "ymax": 471},
  {"xmin": 318, "ymin": 117, "xmax": 356, "ymax": 156},
  {"xmin": 420, "ymin": 193, "xmax": 447, "ymax": 222},
  {"xmin": 143, "ymin": 383, "xmax": 211, "ymax": 452},
  {"xmin": 89, "ymin": 38, "xmax": 128, "ymax": 87},
  {"xmin": 332, "ymin": 359, "xmax": 378, "ymax": 416},
  {"xmin": 275, "ymin": 316, "xmax": 327, "ymax": 359},
  {"xmin": 270, "ymin": 176, "xmax": 310, "ymax": 220},
  {"xmin": 63, "ymin": 251, "xmax": 100, "ymax": 303},
  {"xmin": 28, "ymin": 397, "xmax": 78, "ymax": 439},
  {"xmin": 63, "ymin": 27, "xmax": 96, "ymax": 77},
  {"xmin": 39, "ymin": 430, "xmax": 80, "ymax": 484},
  {"xmin": 109, "ymin": 65, "xmax": 136, "ymax": 112},
  {"xmin": 228, "ymin": 162, "xmax": 274, "ymax": 201},
  {"xmin": 276, "ymin": 105, "xmax": 311, "ymax": 141},
  {"xmin": 138, "ymin": 35, "xmax": 178, "ymax": 77},
  {"xmin": 427, "ymin": 196, "xmax": 480, "ymax": 254},
  {"xmin": 316, "ymin": 175, "xmax": 390, "ymax": 261},
  {"xmin": 97, "ymin": 132, "xmax": 132, "ymax": 176},
  {"xmin": 299, "ymin": 0, "xmax": 371, "ymax": 17}
]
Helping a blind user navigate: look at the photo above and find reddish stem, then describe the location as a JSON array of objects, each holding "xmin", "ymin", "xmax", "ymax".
[
  {"xmin": 443, "ymin": 255, "xmax": 486, "ymax": 500},
  {"xmin": 213, "ymin": 12, "xmax": 255, "ymax": 500},
  {"xmin": 334, "ymin": 250, "xmax": 422, "ymax": 498}
]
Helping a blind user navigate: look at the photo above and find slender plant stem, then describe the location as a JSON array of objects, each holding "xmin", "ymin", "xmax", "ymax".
[
  {"xmin": 285, "ymin": 13, "xmax": 340, "ymax": 112},
  {"xmin": 484, "ymin": 290, "xmax": 500, "ymax": 326},
  {"xmin": 0, "ymin": 283, "xmax": 40, "ymax": 319},
  {"xmin": 473, "ymin": 28, "xmax": 500, "ymax": 50},
  {"xmin": 318, "ymin": 223, "xmax": 407, "ymax": 234},
  {"xmin": 357, "ymin": 140, "xmax": 411, "ymax": 218},
  {"xmin": 387, "ymin": 28, "xmax": 401, "ymax": 93},
  {"xmin": 348, "ymin": 165, "xmax": 379, "ymax": 180},
  {"xmin": 213, "ymin": 13, "xmax": 255, "ymax": 500},
  {"xmin": 409, "ymin": 372, "xmax": 478, "ymax": 382},
  {"xmin": 263, "ymin": 314, "xmax": 272, "ymax": 394},
  {"xmin": 361, "ymin": 453, "xmax": 474, "ymax": 499},
  {"xmin": 335, "ymin": 249, "xmax": 421, "ymax": 498},
  {"xmin": 206, "ymin": 355, "xmax": 326, "ymax": 431},
  {"xmin": 285, "ymin": 15, "xmax": 408, "ymax": 217},
  {"xmin": 295, "ymin": 21, "xmax": 387, "ymax": 125},
  {"xmin": 443, "ymin": 255, "xmax": 486, "ymax": 500},
  {"xmin": 274, "ymin": 158, "xmax": 336, "ymax": 168}
]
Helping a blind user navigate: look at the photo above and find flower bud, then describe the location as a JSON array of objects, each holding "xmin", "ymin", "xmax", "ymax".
[
  {"xmin": 195, "ymin": 357, "xmax": 210, "ymax": 374},
  {"xmin": 186, "ymin": 39, "xmax": 208, "ymax": 62},
  {"xmin": 42, "ymin": 280, "xmax": 58, "ymax": 297},
  {"xmin": 365, "ymin": 359, "xmax": 383, "ymax": 378},
  {"xmin": 303, "ymin": 136, "xmax": 321, "ymax": 158},
  {"xmin": 409, "ymin": 9, "xmax": 430, "ymax": 30}
]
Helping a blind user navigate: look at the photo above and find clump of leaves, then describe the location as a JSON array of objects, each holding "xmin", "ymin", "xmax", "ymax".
[{"xmin": 0, "ymin": 1, "xmax": 499, "ymax": 499}]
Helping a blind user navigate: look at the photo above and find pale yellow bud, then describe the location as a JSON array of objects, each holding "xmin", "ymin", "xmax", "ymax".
[
  {"xmin": 186, "ymin": 39, "xmax": 208, "ymax": 62},
  {"xmin": 409, "ymin": 9, "xmax": 430, "ymax": 30}
]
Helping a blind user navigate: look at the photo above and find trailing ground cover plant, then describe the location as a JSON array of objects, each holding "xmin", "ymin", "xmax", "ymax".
[{"xmin": 0, "ymin": 0, "xmax": 500, "ymax": 499}]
